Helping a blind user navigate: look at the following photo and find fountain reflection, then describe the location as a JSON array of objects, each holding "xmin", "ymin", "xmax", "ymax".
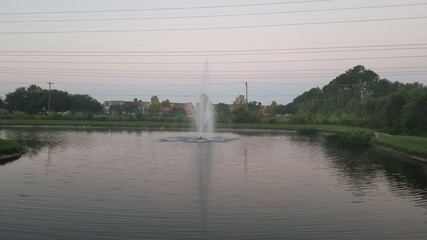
[{"xmin": 195, "ymin": 142, "xmax": 213, "ymax": 228}]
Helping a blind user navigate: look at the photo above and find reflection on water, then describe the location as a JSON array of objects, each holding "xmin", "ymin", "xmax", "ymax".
[
  {"xmin": 196, "ymin": 142, "xmax": 212, "ymax": 229},
  {"xmin": 0, "ymin": 128, "xmax": 427, "ymax": 239},
  {"xmin": 0, "ymin": 155, "xmax": 21, "ymax": 166},
  {"xmin": 2, "ymin": 127, "xmax": 66, "ymax": 157},
  {"xmin": 325, "ymin": 144, "xmax": 427, "ymax": 206}
]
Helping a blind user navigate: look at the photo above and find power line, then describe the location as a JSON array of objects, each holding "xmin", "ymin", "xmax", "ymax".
[
  {"xmin": 0, "ymin": 80, "xmax": 332, "ymax": 87},
  {"xmin": 0, "ymin": 81, "xmax": 244, "ymax": 87},
  {"xmin": 2, "ymin": 68, "xmax": 427, "ymax": 78},
  {"xmin": 0, "ymin": 92, "xmax": 301, "ymax": 98},
  {"xmin": 0, "ymin": 0, "xmax": 336, "ymax": 15},
  {"xmin": 0, "ymin": 70, "xmax": 338, "ymax": 79},
  {"xmin": 1, "ymin": 46, "xmax": 426, "ymax": 57},
  {"xmin": 1, "ymin": 3, "xmax": 426, "ymax": 23},
  {"xmin": 0, "ymin": 66, "xmax": 426, "ymax": 73},
  {"xmin": 1, "ymin": 43, "xmax": 426, "ymax": 54},
  {"xmin": 69, "ymin": 94, "xmax": 301, "ymax": 97},
  {"xmin": 0, "ymin": 68, "xmax": 338, "ymax": 76},
  {"xmin": 1, "ymin": 54, "xmax": 427, "ymax": 64},
  {"xmin": 0, "ymin": 16, "xmax": 426, "ymax": 34}
]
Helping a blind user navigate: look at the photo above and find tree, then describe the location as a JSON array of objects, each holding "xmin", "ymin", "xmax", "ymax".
[
  {"xmin": 5, "ymin": 85, "xmax": 102, "ymax": 114},
  {"xmin": 49, "ymin": 89, "xmax": 72, "ymax": 112},
  {"xmin": 5, "ymin": 85, "xmax": 46, "ymax": 114},
  {"xmin": 215, "ymin": 103, "xmax": 231, "ymax": 122},
  {"xmin": 149, "ymin": 95, "xmax": 161, "ymax": 114},
  {"xmin": 284, "ymin": 65, "xmax": 427, "ymax": 135},
  {"xmin": 232, "ymin": 95, "xmax": 246, "ymax": 111},
  {"xmin": 161, "ymin": 99, "xmax": 171, "ymax": 108},
  {"xmin": 403, "ymin": 90, "xmax": 427, "ymax": 134},
  {"xmin": 69, "ymin": 94, "xmax": 103, "ymax": 113},
  {"xmin": 269, "ymin": 100, "xmax": 278, "ymax": 116}
]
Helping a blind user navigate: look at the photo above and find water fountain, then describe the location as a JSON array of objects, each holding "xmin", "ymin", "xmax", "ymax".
[
  {"xmin": 161, "ymin": 61, "xmax": 237, "ymax": 143},
  {"xmin": 195, "ymin": 93, "xmax": 214, "ymax": 140}
]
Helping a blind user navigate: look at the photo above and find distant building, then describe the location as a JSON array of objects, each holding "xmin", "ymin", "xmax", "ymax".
[
  {"xmin": 103, "ymin": 100, "xmax": 125, "ymax": 111},
  {"xmin": 103, "ymin": 100, "xmax": 150, "ymax": 116},
  {"xmin": 175, "ymin": 102, "xmax": 195, "ymax": 118},
  {"xmin": 137, "ymin": 101, "xmax": 150, "ymax": 115}
]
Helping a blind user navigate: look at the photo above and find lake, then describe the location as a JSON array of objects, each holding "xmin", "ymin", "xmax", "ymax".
[{"xmin": 1, "ymin": 128, "xmax": 427, "ymax": 239}]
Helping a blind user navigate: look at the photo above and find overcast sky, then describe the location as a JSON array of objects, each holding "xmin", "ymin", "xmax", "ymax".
[{"xmin": 1, "ymin": 0, "xmax": 426, "ymax": 105}]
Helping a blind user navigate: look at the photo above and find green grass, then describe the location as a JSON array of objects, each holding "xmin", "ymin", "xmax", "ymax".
[
  {"xmin": 374, "ymin": 134, "xmax": 427, "ymax": 157},
  {"xmin": 0, "ymin": 119, "xmax": 371, "ymax": 133},
  {"xmin": 0, "ymin": 119, "xmax": 192, "ymax": 129},
  {"xmin": 0, "ymin": 139, "xmax": 21, "ymax": 155}
]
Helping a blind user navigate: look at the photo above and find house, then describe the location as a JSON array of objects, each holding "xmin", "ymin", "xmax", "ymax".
[
  {"xmin": 160, "ymin": 102, "xmax": 195, "ymax": 118},
  {"xmin": 103, "ymin": 100, "xmax": 150, "ymax": 116},
  {"xmin": 103, "ymin": 100, "xmax": 125, "ymax": 112},
  {"xmin": 161, "ymin": 102, "xmax": 176, "ymax": 115},
  {"xmin": 175, "ymin": 102, "xmax": 195, "ymax": 118},
  {"xmin": 137, "ymin": 101, "xmax": 150, "ymax": 115}
]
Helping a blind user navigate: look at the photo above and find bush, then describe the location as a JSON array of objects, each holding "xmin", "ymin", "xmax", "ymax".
[
  {"xmin": 233, "ymin": 110, "xmax": 260, "ymax": 123},
  {"xmin": 0, "ymin": 139, "xmax": 22, "ymax": 154},
  {"xmin": 267, "ymin": 118, "xmax": 278, "ymax": 124}
]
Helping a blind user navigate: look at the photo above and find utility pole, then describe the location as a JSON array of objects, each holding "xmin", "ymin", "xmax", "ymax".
[
  {"xmin": 245, "ymin": 82, "xmax": 248, "ymax": 111},
  {"xmin": 47, "ymin": 82, "xmax": 54, "ymax": 113}
]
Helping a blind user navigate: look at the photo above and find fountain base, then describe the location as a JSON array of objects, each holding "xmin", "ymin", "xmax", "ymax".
[{"xmin": 161, "ymin": 135, "xmax": 238, "ymax": 143}]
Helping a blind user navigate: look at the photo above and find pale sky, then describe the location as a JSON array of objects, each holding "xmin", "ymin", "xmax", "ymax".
[{"xmin": 1, "ymin": 0, "xmax": 426, "ymax": 105}]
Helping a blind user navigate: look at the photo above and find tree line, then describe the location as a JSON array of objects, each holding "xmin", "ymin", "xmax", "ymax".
[
  {"xmin": 285, "ymin": 65, "xmax": 427, "ymax": 136},
  {"xmin": 1, "ymin": 85, "xmax": 103, "ymax": 114},
  {"xmin": 2, "ymin": 66, "xmax": 424, "ymax": 137}
]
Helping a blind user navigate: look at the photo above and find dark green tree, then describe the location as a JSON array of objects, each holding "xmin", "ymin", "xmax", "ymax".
[
  {"xmin": 5, "ymin": 85, "xmax": 46, "ymax": 114},
  {"xmin": 69, "ymin": 94, "xmax": 103, "ymax": 113},
  {"xmin": 149, "ymin": 95, "xmax": 161, "ymax": 114},
  {"xmin": 5, "ymin": 85, "xmax": 102, "ymax": 114}
]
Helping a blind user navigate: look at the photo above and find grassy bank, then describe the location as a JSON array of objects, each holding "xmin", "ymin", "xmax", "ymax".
[
  {"xmin": 0, "ymin": 119, "xmax": 191, "ymax": 129},
  {"xmin": 0, "ymin": 139, "xmax": 21, "ymax": 155},
  {"xmin": 374, "ymin": 133, "xmax": 427, "ymax": 158},
  {"xmin": 0, "ymin": 119, "xmax": 370, "ymax": 133}
]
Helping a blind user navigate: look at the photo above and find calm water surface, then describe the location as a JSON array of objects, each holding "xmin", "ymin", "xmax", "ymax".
[{"xmin": 1, "ymin": 128, "xmax": 427, "ymax": 239}]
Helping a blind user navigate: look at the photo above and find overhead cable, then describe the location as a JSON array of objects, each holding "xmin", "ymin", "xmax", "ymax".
[{"xmin": 0, "ymin": 16, "xmax": 426, "ymax": 34}]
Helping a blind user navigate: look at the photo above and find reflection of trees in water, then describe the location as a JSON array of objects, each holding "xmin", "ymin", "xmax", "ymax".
[
  {"xmin": 0, "ymin": 155, "xmax": 21, "ymax": 166},
  {"xmin": 3, "ymin": 128, "xmax": 65, "ymax": 157},
  {"xmin": 325, "ymin": 144, "xmax": 427, "ymax": 205},
  {"xmin": 375, "ymin": 150, "xmax": 427, "ymax": 199},
  {"xmin": 1, "ymin": 128, "xmax": 152, "ymax": 157}
]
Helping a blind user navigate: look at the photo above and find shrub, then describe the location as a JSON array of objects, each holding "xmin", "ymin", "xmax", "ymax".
[{"xmin": 0, "ymin": 139, "xmax": 22, "ymax": 154}]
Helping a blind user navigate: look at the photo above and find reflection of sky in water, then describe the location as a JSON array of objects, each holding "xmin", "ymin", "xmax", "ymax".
[{"xmin": 0, "ymin": 128, "xmax": 427, "ymax": 239}]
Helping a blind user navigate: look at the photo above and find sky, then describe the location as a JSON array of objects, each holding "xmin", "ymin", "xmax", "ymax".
[{"xmin": 0, "ymin": 0, "xmax": 426, "ymax": 105}]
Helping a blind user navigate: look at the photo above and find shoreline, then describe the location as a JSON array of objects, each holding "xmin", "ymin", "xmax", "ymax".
[
  {"xmin": 1, "ymin": 120, "xmax": 426, "ymax": 162},
  {"xmin": 0, "ymin": 153, "xmax": 22, "ymax": 162}
]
